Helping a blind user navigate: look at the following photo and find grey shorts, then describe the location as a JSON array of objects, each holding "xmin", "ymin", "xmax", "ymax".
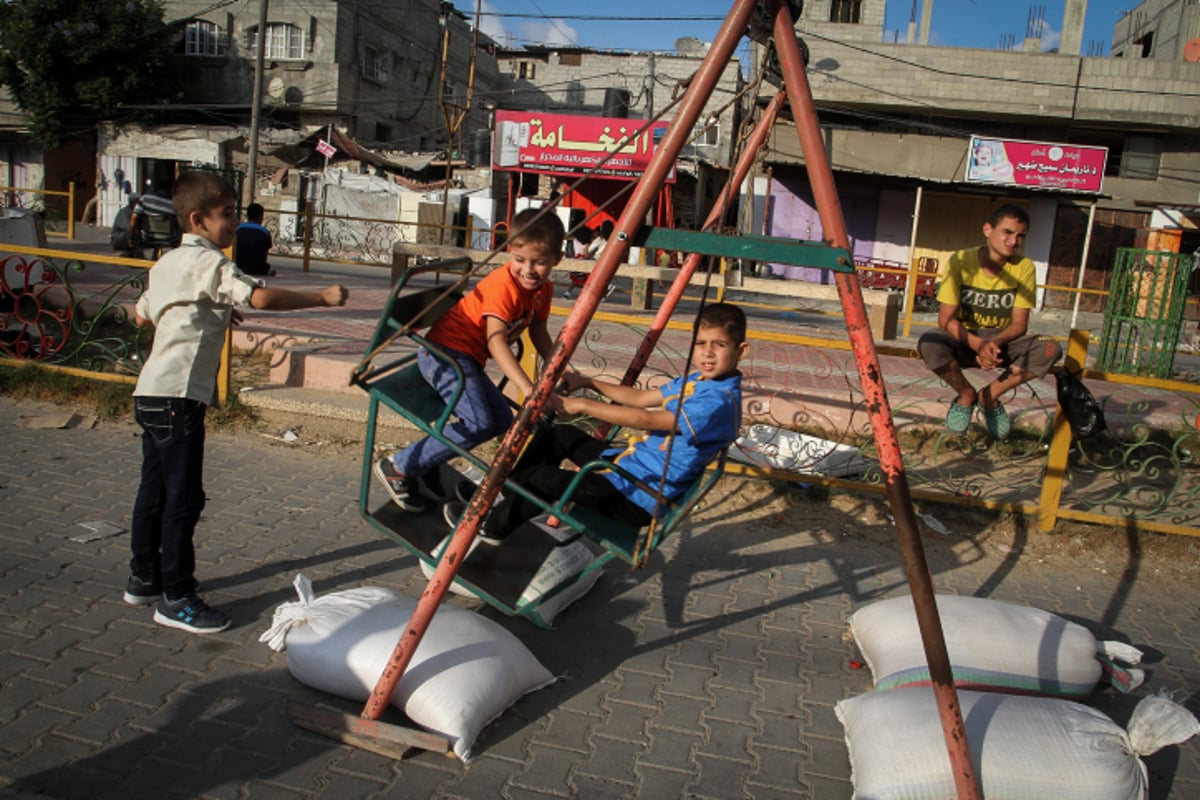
[{"xmin": 917, "ymin": 328, "xmax": 1061, "ymax": 378}]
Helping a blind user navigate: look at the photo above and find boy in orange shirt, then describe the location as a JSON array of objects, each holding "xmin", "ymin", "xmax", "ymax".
[{"xmin": 374, "ymin": 208, "xmax": 564, "ymax": 511}]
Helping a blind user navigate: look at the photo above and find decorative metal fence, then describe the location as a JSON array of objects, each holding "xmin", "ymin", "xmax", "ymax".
[
  {"xmin": 0, "ymin": 250, "xmax": 147, "ymax": 373},
  {"xmin": 1097, "ymin": 248, "xmax": 1195, "ymax": 379}
]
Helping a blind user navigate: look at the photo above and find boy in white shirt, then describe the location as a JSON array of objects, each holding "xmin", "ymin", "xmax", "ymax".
[{"xmin": 127, "ymin": 171, "xmax": 348, "ymax": 633}]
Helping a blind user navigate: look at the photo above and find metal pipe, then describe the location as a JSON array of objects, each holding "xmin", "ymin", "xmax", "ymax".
[
  {"xmin": 1071, "ymin": 201, "xmax": 1097, "ymax": 329},
  {"xmin": 902, "ymin": 184, "xmax": 923, "ymax": 338},
  {"xmin": 247, "ymin": 0, "xmax": 269, "ymax": 205},
  {"xmin": 769, "ymin": 1, "xmax": 981, "ymax": 797},
  {"xmin": 359, "ymin": 0, "xmax": 764, "ymax": 722}
]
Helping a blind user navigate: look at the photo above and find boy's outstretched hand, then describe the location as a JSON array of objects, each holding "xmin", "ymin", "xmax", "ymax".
[
  {"xmin": 559, "ymin": 371, "xmax": 592, "ymax": 394},
  {"xmin": 321, "ymin": 285, "xmax": 349, "ymax": 307}
]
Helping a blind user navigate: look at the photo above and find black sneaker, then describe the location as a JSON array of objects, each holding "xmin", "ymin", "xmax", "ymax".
[
  {"xmin": 442, "ymin": 500, "xmax": 465, "ymax": 529},
  {"xmin": 123, "ymin": 574, "xmax": 161, "ymax": 606},
  {"xmin": 373, "ymin": 458, "xmax": 428, "ymax": 512},
  {"xmin": 453, "ymin": 479, "xmax": 476, "ymax": 505},
  {"xmin": 416, "ymin": 471, "xmax": 449, "ymax": 502},
  {"xmin": 153, "ymin": 595, "xmax": 230, "ymax": 634},
  {"xmin": 443, "ymin": 501, "xmax": 503, "ymax": 544}
]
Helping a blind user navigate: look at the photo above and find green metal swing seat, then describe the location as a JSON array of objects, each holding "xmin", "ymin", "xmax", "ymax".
[{"xmin": 350, "ymin": 258, "xmax": 726, "ymax": 626}]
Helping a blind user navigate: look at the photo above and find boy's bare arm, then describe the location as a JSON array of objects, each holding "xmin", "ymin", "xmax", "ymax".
[
  {"xmin": 558, "ymin": 394, "xmax": 676, "ymax": 432},
  {"xmin": 486, "ymin": 317, "xmax": 534, "ymax": 396},
  {"xmin": 249, "ymin": 284, "xmax": 348, "ymax": 311},
  {"xmin": 561, "ymin": 372, "xmax": 661, "ymax": 408},
  {"xmin": 528, "ymin": 319, "xmax": 556, "ymax": 365}
]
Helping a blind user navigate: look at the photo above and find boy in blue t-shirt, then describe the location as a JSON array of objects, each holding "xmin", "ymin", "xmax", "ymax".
[
  {"xmin": 449, "ymin": 302, "xmax": 747, "ymax": 539},
  {"xmin": 234, "ymin": 202, "xmax": 274, "ymax": 276}
]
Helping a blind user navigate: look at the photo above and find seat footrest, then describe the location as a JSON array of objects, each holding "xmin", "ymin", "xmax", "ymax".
[{"xmin": 366, "ymin": 500, "xmax": 611, "ymax": 623}]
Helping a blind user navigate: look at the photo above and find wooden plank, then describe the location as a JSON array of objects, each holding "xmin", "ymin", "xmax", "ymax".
[{"xmin": 288, "ymin": 703, "xmax": 452, "ymax": 758}]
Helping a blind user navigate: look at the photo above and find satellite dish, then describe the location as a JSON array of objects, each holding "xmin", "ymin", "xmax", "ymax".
[
  {"xmin": 1184, "ymin": 38, "xmax": 1200, "ymax": 62},
  {"xmin": 675, "ymin": 36, "xmax": 707, "ymax": 54},
  {"xmin": 267, "ymin": 77, "xmax": 286, "ymax": 99}
]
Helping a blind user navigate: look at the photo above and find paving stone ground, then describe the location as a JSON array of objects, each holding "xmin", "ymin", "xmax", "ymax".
[{"xmin": 1, "ymin": 395, "xmax": 1198, "ymax": 799}]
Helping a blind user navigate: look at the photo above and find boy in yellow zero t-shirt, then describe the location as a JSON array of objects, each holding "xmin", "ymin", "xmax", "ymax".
[{"xmin": 917, "ymin": 204, "xmax": 1062, "ymax": 439}]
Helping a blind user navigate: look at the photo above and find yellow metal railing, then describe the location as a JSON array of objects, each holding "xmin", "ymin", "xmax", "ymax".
[{"xmin": 0, "ymin": 183, "xmax": 76, "ymax": 240}]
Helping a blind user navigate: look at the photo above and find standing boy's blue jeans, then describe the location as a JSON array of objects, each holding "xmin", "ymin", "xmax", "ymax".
[
  {"xmin": 129, "ymin": 397, "xmax": 207, "ymax": 599},
  {"xmin": 393, "ymin": 347, "xmax": 513, "ymax": 477}
]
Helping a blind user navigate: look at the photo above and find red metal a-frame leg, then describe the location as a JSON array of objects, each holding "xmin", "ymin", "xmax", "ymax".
[
  {"xmin": 767, "ymin": 3, "xmax": 980, "ymax": 796},
  {"xmin": 349, "ymin": 3, "xmax": 981, "ymax": 794}
]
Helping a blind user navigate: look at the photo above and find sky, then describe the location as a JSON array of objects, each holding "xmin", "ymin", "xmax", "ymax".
[{"xmin": 472, "ymin": 1, "xmax": 1136, "ymax": 57}]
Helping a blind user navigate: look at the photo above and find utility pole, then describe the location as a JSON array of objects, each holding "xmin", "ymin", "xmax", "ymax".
[
  {"xmin": 246, "ymin": 0, "xmax": 270, "ymax": 205},
  {"xmin": 437, "ymin": 0, "xmax": 480, "ymax": 245}
]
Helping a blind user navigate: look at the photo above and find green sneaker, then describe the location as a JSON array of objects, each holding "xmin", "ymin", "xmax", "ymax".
[
  {"xmin": 981, "ymin": 402, "xmax": 1011, "ymax": 440},
  {"xmin": 945, "ymin": 401, "xmax": 974, "ymax": 435}
]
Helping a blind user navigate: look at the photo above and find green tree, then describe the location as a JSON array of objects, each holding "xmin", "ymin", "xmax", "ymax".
[{"xmin": 0, "ymin": 0, "xmax": 189, "ymax": 147}]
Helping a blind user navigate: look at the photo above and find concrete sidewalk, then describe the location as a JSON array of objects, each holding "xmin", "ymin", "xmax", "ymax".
[
  {"xmin": 221, "ymin": 250, "xmax": 1198, "ymax": 443},
  {"xmin": 43, "ymin": 223, "xmax": 1200, "ymax": 451}
]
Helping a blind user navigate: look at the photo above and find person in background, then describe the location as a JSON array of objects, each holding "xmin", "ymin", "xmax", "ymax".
[
  {"xmin": 131, "ymin": 179, "xmax": 182, "ymax": 258},
  {"xmin": 562, "ymin": 226, "xmax": 594, "ymax": 299},
  {"xmin": 110, "ymin": 194, "xmax": 140, "ymax": 256},
  {"xmin": 235, "ymin": 202, "xmax": 274, "ymax": 276},
  {"xmin": 587, "ymin": 220, "xmax": 613, "ymax": 258},
  {"xmin": 586, "ymin": 220, "xmax": 618, "ymax": 298}
]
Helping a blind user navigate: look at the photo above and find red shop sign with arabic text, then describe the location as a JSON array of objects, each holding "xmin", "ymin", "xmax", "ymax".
[
  {"xmin": 493, "ymin": 110, "xmax": 675, "ymax": 182},
  {"xmin": 966, "ymin": 135, "xmax": 1106, "ymax": 193}
]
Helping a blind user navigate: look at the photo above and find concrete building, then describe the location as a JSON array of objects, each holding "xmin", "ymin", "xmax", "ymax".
[
  {"xmin": 1113, "ymin": 0, "xmax": 1200, "ymax": 61},
  {"xmin": 751, "ymin": 0, "xmax": 1200, "ymax": 311},
  {"xmin": 88, "ymin": 0, "xmax": 500, "ymax": 228}
]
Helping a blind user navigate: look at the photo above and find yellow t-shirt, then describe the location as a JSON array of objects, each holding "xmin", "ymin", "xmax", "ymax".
[{"xmin": 935, "ymin": 247, "xmax": 1036, "ymax": 330}]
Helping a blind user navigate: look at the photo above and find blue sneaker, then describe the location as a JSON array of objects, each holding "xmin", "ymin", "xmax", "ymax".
[{"xmin": 154, "ymin": 595, "xmax": 230, "ymax": 634}]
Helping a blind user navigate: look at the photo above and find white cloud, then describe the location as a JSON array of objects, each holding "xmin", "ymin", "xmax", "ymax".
[
  {"xmin": 477, "ymin": 1, "xmax": 514, "ymax": 47},
  {"xmin": 520, "ymin": 19, "xmax": 580, "ymax": 47},
  {"xmin": 1039, "ymin": 21, "xmax": 1062, "ymax": 52}
]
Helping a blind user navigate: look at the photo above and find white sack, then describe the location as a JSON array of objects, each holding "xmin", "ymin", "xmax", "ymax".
[
  {"xmin": 850, "ymin": 594, "xmax": 1143, "ymax": 697},
  {"xmin": 837, "ymin": 688, "xmax": 1156, "ymax": 800},
  {"xmin": 260, "ymin": 574, "xmax": 554, "ymax": 761}
]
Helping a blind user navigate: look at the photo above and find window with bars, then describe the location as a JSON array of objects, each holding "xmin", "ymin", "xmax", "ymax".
[
  {"xmin": 1120, "ymin": 134, "xmax": 1162, "ymax": 180},
  {"xmin": 185, "ymin": 20, "xmax": 225, "ymax": 56},
  {"xmin": 363, "ymin": 45, "xmax": 387, "ymax": 81},
  {"xmin": 247, "ymin": 23, "xmax": 307, "ymax": 60},
  {"xmin": 829, "ymin": 0, "xmax": 862, "ymax": 23},
  {"xmin": 693, "ymin": 121, "xmax": 720, "ymax": 147}
]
